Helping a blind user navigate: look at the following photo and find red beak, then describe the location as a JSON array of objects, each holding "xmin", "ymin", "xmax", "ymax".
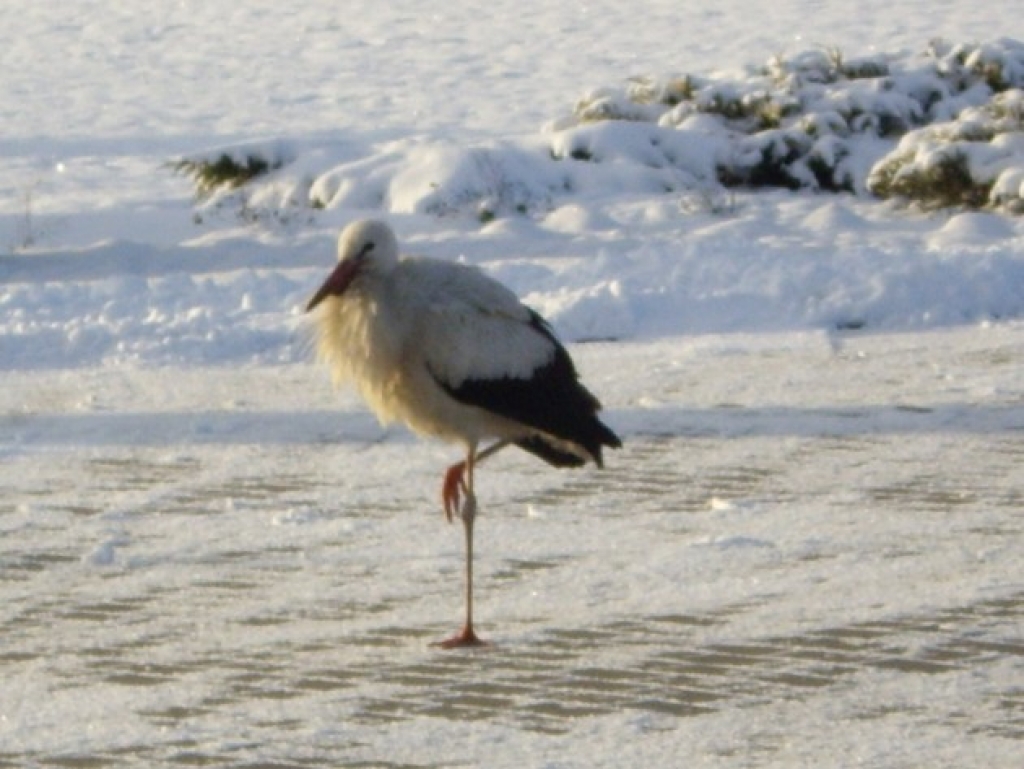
[{"xmin": 306, "ymin": 258, "xmax": 361, "ymax": 312}]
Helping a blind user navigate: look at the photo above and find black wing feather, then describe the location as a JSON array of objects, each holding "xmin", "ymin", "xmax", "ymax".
[{"xmin": 431, "ymin": 311, "xmax": 621, "ymax": 466}]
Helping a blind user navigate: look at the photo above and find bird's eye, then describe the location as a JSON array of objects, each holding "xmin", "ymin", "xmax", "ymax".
[{"xmin": 359, "ymin": 242, "xmax": 375, "ymax": 259}]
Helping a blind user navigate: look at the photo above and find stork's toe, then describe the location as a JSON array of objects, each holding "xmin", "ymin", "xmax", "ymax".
[
  {"xmin": 435, "ymin": 625, "xmax": 489, "ymax": 649},
  {"xmin": 442, "ymin": 461, "xmax": 467, "ymax": 522}
]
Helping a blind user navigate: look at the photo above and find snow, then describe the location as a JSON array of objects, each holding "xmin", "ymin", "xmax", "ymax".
[{"xmin": 2, "ymin": 1, "xmax": 1023, "ymax": 767}]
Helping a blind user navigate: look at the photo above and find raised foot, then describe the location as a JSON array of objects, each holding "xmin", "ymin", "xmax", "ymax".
[
  {"xmin": 434, "ymin": 626, "xmax": 490, "ymax": 650},
  {"xmin": 441, "ymin": 461, "xmax": 468, "ymax": 523}
]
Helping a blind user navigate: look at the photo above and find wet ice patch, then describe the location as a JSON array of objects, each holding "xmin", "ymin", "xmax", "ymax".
[
  {"xmin": 271, "ymin": 507, "xmax": 324, "ymax": 526},
  {"xmin": 83, "ymin": 533, "xmax": 130, "ymax": 567}
]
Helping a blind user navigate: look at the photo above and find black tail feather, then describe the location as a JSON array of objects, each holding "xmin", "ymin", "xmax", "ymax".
[{"xmin": 514, "ymin": 436, "xmax": 588, "ymax": 468}]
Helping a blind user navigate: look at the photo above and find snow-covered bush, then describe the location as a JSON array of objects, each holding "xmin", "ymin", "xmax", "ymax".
[
  {"xmin": 387, "ymin": 142, "xmax": 562, "ymax": 220},
  {"xmin": 937, "ymin": 37, "xmax": 1024, "ymax": 93},
  {"xmin": 868, "ymin": 89, "xmax": 1024, "ymax": 211},
  {"xmin": 172, "ymin": 38, "xmax": 1024, "ymax": 223},
  {"xmin": 552, "ymin": 37, "xmax": 1024, "ymax": 210}
]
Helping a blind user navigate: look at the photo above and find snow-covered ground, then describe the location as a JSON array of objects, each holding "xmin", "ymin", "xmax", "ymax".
[{"xmin": 2, "ymin": 2, "xmax": 1023, "ymax": 767}]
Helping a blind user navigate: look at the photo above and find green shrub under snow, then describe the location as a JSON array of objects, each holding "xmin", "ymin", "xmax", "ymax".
[
  {"xmin": 867, "ymin": 89, "xmax": 1024, "ymax": 211},
  {"xmin": 172, "ymin": 154, "xmax": 277, "ymax": 200},
  {"xmin": 552, "ymin": 38, "xmax": 1024, "ymax": 211},
  {"xmin": 172, "ymin": 139, "xmax": 295, "ymax": 199}
]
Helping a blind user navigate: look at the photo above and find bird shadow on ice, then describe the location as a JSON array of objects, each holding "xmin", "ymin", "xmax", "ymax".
[
  {"xmin": 3, "ymin": 401, "xmax": 1023, "ymax": 449},
  {"xmin": 613, "ymin": 401, "xmax": 1024, "ymax": 440},
  {"xmin": 0, "ymin": 409, "xmax": 396, "ymax": 448},
  {"xmin": 0, "ymin": 234, "xmax": 333, "ymax": 284}
]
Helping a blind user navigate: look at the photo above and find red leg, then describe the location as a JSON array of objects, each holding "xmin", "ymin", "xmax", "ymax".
[
  {"xmin": 435, "ymin": 442, "xmax": 511, "ymax": 649},
  {"xmin": 434, "ymin": 492, "xmax": 490, "ymax": 650}
]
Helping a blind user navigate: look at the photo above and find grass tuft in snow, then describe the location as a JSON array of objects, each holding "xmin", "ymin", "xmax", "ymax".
[
  {"xmin": 171, "ymin": 139, "xmax": 296, "ymax": 203},
  {"xmin": 172, "ymin": 154, "xmax": 280, "ymax": 200}
]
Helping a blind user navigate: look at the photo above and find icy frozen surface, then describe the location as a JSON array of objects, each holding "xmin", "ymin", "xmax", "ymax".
[{"xmin": 3, "ymin": 331, "xmax": 1022, "ymax": 767}]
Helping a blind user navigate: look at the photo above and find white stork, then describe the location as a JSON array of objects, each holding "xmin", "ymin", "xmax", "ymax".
[{"xmin": 306, "ymin": 219, "xmax": 621, "ymax": 648}]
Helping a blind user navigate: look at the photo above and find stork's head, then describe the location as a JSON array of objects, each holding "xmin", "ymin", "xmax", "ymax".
[{"xmin": 306, "ymin": 219, "xmax": 400, "ymax": 312}]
